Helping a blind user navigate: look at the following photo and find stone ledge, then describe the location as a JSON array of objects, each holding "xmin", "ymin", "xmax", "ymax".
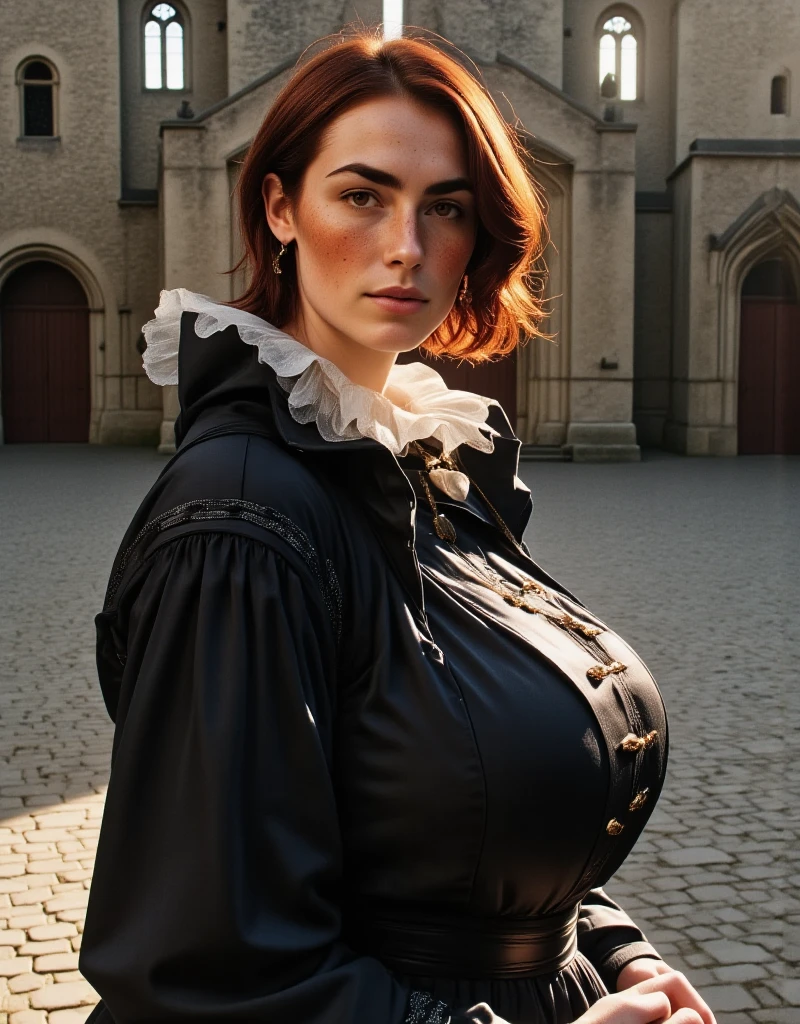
[
  {"xmin": 96, "ymin": 410, "xmax": 161, "ymax": 446},
  {"xmin": 565, "ymin": 422, "xmax": 641, "ymax": 462},
  {"xmin": 568, "ymin": 443, "xmax": 641, "ymax": 463}
]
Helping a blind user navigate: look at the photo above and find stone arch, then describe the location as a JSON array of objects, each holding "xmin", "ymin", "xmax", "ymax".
[
  {"xmin": 710, "ymin": 187, "xmax": 800, "ymax": 430},
  {"xmin": 0, "ymin": 239, "xmax": 114, "ymax": 443}
]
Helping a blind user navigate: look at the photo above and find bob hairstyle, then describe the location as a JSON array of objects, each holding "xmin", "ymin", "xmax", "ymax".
[{"xmin": 228, "ymin": 28, "xmax": 550, "ymax": 362}]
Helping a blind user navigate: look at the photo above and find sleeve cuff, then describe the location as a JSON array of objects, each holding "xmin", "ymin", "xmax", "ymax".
[
  {"xmin": 597, "ymin": 942, "xmax": 663, "ymax": 991},
  {"xmin": 404, "ymin": 991, "xmax": 452, "ymax": 1023},
  {"xmin": 405, "ymin": 992, "xmax": 501, "ymax": 1024}
]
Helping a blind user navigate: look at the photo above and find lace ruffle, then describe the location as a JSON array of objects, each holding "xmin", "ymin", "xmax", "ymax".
[{"xmin": 142, "ymin": 288, "xmax": 500, "ymax": 460}]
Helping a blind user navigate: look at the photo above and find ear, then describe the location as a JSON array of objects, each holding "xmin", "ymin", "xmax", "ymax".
[{"xmin": 262, "ymin": 173, "xmax": 294, "ymax": 244}]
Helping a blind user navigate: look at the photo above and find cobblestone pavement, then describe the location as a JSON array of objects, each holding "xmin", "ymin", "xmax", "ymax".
[{"xmin": 0, "ymin": 445, "xmax": 797, "ymax": 1024}]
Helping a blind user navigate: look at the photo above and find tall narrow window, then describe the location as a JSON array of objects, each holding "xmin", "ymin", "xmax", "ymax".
[
  {"xmin": 18, "ymin": 59, "xmax": 57, "ymax": 137},
  {"xmin": 771, "ymin": 75, "xmax": 788, "ymax": 115},
  {"xmin": 598, "ymin": 13, "xmax": 639, "ymax": 101},
  {"xmin": 144, "ymin": 3, "xmax": 185, "ymax": 90},
  {"xmin": 383, "ymin": 0, "xmax": 403, "ymax": 40}
]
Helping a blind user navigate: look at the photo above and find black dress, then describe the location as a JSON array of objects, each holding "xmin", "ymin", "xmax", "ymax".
[{"xmin": 80, "ymin": 311, "xmax": 668, "ymax": 1024}]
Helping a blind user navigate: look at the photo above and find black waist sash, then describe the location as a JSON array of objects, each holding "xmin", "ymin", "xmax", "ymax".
[{"xmin": 344, "ymin": 904, "xmax": 579, "ymax": 979}]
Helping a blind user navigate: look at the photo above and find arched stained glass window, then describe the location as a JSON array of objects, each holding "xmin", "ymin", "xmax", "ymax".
[
  {"xmin": 18, "ymin": 58, "xmax": 58, "ymax": 136},
  {"xmin": 597, "ymin": 12, "xmax": 639, "ymax": 101},
  {"xmin": 144, "ymin": 3, "xmax": 185, "ymax": 90}
]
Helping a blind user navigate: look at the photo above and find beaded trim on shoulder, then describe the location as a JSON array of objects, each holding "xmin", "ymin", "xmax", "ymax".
[{"xmin": 103, "ymin": 498, "xmax": 343, "ymax": 641}]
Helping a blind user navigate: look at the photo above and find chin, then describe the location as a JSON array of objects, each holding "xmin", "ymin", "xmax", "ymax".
[{"xmin": 358, "ymin": 320, "xmax": 435, "ymax": 355}]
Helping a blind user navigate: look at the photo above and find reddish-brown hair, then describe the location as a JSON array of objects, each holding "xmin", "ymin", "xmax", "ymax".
[{"xmin": 228, "ymin": 28, "xmax": 549, "ymax": 362}]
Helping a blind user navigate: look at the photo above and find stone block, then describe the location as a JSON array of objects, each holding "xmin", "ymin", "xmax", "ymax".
[
  {"xmin": 700, "ymin": 939, "xmax": 771, "ymax": 964},
  {"xmin": 8, "ymin": 971, "xmax": 45, "ymax": 993},
  {"xmin": 9, "ymin": 1010, "xmax": 47, "ymax": 1024},
  {"xmin": 19, "ymin": 940, "xmax": 71, "ymax": 956},
  {"xmin": 96, "ymin": 410, "xmax": 161, "ymax": 446},
  {"xmin": 661, "ymin": 847, "xmax": 733, "ymax": 867},
  {"xmin": 0, "ymin": 958, "xmax": 33, "ymax": 976},
  {"xmin": 29, "ymin": 980, "xmax": 97, "ymax": 1010},
  {"xmin": 702, "ymin": 984, "xmax": 758, "ymax": 1011},
  {"xmin": 48, "ymin": 1008, "xmax": 95, "ymax": 1023},
  {"xmin": 43, "ymin": 893, "xmax": 88, "ymax": 914},
  {"xmin": 34, "ymin": 951, "xmax": 80, "ymax": 972}
]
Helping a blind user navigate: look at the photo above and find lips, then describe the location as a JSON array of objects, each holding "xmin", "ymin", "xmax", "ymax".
[
  {"xmin": 365, "ymin": 286, "xmax": 428, "ymax": 316},
  {"xmin": 366, "ymin": 293, "xmax": 427, "ymax": 315},
  {"xmin": 367, "ymin": 288, "xmax": 428, "ymax": 301}
]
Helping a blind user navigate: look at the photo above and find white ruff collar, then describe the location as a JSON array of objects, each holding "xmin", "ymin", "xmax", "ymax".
[{"xmin": 142, "ymin": 289, "xmax": 500, "ymax": 495}]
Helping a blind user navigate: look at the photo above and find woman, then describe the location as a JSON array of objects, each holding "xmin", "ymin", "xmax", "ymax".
[{"xmin": 80, "ymin": 30, "xmax": 715, "ymax": 1024}]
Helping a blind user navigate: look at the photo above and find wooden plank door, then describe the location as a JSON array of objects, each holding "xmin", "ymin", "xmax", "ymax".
[
  {"xmin": 738, "ymin": 299, "xmax": 777, "ymax": 454},
  {"xmin": 775, "ymin": 302, "xmax": 800, "ymax": 455},
  {"xmin": 1, "ymin": 262, "xmax": 90, "ymax": 442}
]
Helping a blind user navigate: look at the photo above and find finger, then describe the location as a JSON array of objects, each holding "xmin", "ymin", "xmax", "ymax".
[
  {"xmin": 651, "ymin": 971, "xmax": 717, "ymax": 1024},
  {"xmin": 586, "ymin": 990, "xmax": 672, "ymax": 1024},
  {"xmin": 629, "ymin": 972, "xmax": 716, "ymax": 1024},
  {"xmin": 665, "ymin": 1010, "xmax": 704, "ymax": 1024}
]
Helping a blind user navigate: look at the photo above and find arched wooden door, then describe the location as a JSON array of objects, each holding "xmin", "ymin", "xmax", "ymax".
[
  {"xmin": 738, "ymin": 258, "xmax": 800, "ymax": 454},
  {"xmin": 396, "ymin": 348, "xmax": 517, "ymax": 424},
  {"xmin": 1, "ymin": 261, "xmax": 90, "ymax": 442}
]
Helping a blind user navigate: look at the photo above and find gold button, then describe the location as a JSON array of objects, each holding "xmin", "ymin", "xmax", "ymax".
[
  {"xmin": 629, "ymin": 788, "xmax": 650, "ymax": 811},
  {"xmin": 618, "ymin": 730, "xmax": 659, "ymax": 753},
  {"xmin": 521, "ymin": 578, "xmax": 546, "ymax": 595},
  {"xmin": 587, "ymin": 660, "xmax": 627, "ymax": 681},
  {"xmin": 606, "ymin": 818, "xmax": 625, "ymax": 836}
]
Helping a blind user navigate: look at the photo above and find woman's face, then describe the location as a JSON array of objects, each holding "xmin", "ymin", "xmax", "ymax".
[{"xmin": 263, "ymin": 94, "xmax": 477, "ymax": 389}]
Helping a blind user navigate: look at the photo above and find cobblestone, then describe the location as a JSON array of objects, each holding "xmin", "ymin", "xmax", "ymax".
[
  {"xmin": 0, "ymin": 446, "xmax": 158, "ymax": 1020},
  {"xmin": 528, "ymin": 452, "xmax": 799, "ymax": 1024},
  {"xmin": 1, "ymin": 445, "xmax": 797, "ymax": 1022}
]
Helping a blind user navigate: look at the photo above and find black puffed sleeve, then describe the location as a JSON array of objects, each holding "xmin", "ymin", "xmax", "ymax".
[
  {"xmin": 577, "ymin": 887, "xmax": 662, "ymax": 991},
  {"xmin": 80, "ymin": 530, "xmax": 456, "ymax": 1023}
]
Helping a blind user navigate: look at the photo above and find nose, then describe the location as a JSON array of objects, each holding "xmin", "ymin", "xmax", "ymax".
[{"xmin": 384, "ymin": 208, "xmax": 424, "ymax": 270}]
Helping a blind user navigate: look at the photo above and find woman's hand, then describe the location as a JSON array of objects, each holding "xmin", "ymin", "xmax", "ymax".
[
  {"xmin": 454, "ymin": 970, "xmax": 716, "ymax": 1024},
  {"xmin": 569, "ymin": 972, "xmax": 715, "ymax": 1023},
  {"xmin": 617, "ymin": 958, "xmax": 716, "ymax": 1024}
]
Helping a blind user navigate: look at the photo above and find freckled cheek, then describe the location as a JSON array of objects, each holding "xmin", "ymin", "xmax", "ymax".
[
  {"xmin": 299, "ymin": 208, "xmax": 372, "ymax": 284},
  {"xmin": 427, "ymin": 232, "xmax": 475, "ymax": 289}
]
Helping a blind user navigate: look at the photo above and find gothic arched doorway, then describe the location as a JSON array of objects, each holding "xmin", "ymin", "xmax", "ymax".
[
  {"xmin": 738, "ymin": 258, "xmax": 800, "ymax": 454},
  {"xmin": 1, "ymin": 261, "xmax": 90, "ymax": 442}
]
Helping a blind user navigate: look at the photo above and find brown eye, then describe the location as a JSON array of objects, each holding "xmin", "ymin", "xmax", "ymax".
[
  {"xmin": 432, "ymin": 201, "xmax": 460, "ymax": 218},
  {"xmin": 346, "ymin": 191, "xmax": 375, "ymax": 207}
]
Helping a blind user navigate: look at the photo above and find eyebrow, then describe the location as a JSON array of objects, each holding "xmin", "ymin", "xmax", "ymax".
[{"xmin": 325, "ymin": 162, "xmax": 472, "ymax": 195}]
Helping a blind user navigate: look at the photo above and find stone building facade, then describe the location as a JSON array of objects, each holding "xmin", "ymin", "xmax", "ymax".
[{"xmin": 1, "ymin": 0, "xmax": 798, "ymax": 456}]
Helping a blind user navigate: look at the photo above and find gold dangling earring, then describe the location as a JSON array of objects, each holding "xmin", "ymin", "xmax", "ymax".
[
  {"xmin": 272, "ymin": 241, "xmax": 287, "ymax": 275},
  {"xmin": 458, "ymin": 274, "xmax": 471, "ymax": 305}
]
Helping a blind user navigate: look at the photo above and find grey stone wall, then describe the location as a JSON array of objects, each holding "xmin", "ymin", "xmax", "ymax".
[
  {"xmin": 405, "ymin": 0, "xmax": 563, "ymax": 86},
  {"xmin": 225, "ymin": 0, "xmax": 382, "ymax": 94},
  {"xmin": 674, "ymin": 0, "xmax": 800, "ymax": 161}
]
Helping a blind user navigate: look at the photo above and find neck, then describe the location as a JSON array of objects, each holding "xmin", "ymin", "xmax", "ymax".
[{"xmin": 284, "ymin": 302, "xmax": 398, "ymax": 394}]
